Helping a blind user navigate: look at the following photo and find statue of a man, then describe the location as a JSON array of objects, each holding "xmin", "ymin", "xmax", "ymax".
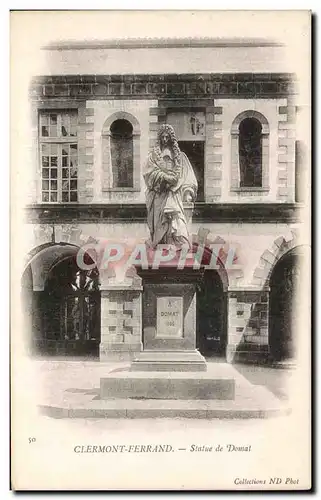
[{"xmin": 144, "ymin": 124, "xmax": 198, "ymax": 248}]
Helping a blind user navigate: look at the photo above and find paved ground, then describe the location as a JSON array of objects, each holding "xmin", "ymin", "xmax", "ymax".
[
  {"xmin": 14, "ymin": 359, "xmax": 302, "ymax": 491},
  {"xmin": 36, "ymin": 356, "xmax": 293, "ymax": 401},
  {"xmin": 31, "ymin": 357, "xmax": 293, "ymax": 419},
  {"xmin": 230, "ymin": 361, "xmax": 293, "ymax": 401}
]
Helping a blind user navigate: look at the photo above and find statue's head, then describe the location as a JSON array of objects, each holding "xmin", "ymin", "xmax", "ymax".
[
  {"xmin": 154, "ymin": 124, "xmax": 181, "ymax": 169},
  {"xmin": 157, "ymin": 124, "xmax": 177, "ymax": 148}
]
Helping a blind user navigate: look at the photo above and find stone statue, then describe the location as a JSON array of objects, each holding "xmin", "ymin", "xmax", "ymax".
[{"xmin": 144, "ymin": 124, "xmax": 198, "ymax": 248}]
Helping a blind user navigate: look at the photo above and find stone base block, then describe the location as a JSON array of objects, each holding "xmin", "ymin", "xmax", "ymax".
[
  {"xmin": 100, "ymin": 342, "xmax": 142, "ymax": 362},
  {"xmin": 100, "ymin": 370, "xmax": 235, "ymax": 400},
  {"xmin": 130, "ymin": 350, "xmax": 207, "ymax": 372}
]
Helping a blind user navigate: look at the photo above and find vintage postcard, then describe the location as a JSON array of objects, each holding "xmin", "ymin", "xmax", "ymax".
[{"xmin": 10, "ymin": 10, "xmax": 311, "ymax": 491}]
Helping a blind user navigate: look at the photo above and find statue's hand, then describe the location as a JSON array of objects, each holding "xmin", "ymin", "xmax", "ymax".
[
  {"xmin": 182, "ymin": 187, "xmax": 197, "ymax": 203},
  {"xmin": 164, "ymin": 172, "xmax": 179, "ymax": 187}
]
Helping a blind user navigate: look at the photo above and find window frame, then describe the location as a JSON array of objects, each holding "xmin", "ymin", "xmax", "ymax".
[
  {"xmin": 230, "ymin": 110, "xmax": 270, "ymax": 193},
  {"xmin": 38, "ymin": 109, "xmax": 79, "ymax": 204},
  {"xmin": 238, "ymin": 117, "xmax": 263, "ymax": 189},
  {"xmin": 101, "ymin": 111, "xmax": 141, "ymax": 192},
  {"xmin": 110, "ymin": 119, "xmax": 134, "ymax": 188}
]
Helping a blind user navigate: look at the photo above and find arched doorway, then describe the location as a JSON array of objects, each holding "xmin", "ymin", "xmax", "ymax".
[
  {"xmin": 23, "ymin": 254, "xmax": 101, "ymax": 357},
  {"xmin": 269, "ymin": 247, "xmax": 301, "ymax": 362},
  {"xmin": 196, "ymin": 269, "xmax": 227, "ymax": 358}
]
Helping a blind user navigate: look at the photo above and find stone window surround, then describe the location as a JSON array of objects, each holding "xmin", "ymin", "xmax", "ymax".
[
  {"xmin": 101, "ymin": 111, "xmax": 141, "ymax": 192},
  {"xmin": 39, "ymin": 110, "xmax": 79, "ymax": 203},
  {"xmin": 230, "ymin": 110, "xmax": 270, "ymax": 193},
  {"xmin": 152, "ymin": 99, "xmax": 222, "ymax": 202},
  {"xmin": 34, "ymin": 101, "xmax": 81, "ymax": 204},
  {"xmin": 32, "ymin": 100, "xmax": 94, "ymax": 204}
]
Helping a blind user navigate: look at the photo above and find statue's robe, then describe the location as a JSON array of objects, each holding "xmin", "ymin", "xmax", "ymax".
[{"xmin": 144, "ymin": 147, "xmax": 198, "ymax": 247}]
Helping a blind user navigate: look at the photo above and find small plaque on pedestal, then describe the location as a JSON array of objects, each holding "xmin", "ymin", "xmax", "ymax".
[
  {"xmin": 131, "ymin": 267, "xmax": 207, "ymax": 372},
  {"xmin": 156, "ymin": 297, "xmax": 183, "ymax": 338}
]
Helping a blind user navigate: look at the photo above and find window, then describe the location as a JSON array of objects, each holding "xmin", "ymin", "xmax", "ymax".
[
  {"xmin": 239, "ymin": 118, "xmax": 262, "ymax": 188},
  {"xmin": 231, "ymin": 110, "xmax": 269, "ymax": 191},
  {"xmin": 102, "ymin": 111, "xmax": 140, "ymax": 192},
  {"xmin": 39, "ymin": 111, "xmax": 78, "ymax": 202},
  {"xmin": 110, "ymin": 119, "xmax": 134, "ymax": 188}
]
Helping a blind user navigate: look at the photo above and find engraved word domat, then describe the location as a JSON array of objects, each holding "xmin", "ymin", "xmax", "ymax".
[{"xmin": 156, "ymin": 296, "xmax": 183, "ymax": 338}]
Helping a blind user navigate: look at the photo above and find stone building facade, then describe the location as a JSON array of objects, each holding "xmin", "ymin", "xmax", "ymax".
[{"xmin": 22, "ymin": 38, "xmax": 309, "ymax": 364}]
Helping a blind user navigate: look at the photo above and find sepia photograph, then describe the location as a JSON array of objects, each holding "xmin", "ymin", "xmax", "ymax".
[{"xmin": 10, "ymin": 9, "xmax": 311, "ymax": 491}]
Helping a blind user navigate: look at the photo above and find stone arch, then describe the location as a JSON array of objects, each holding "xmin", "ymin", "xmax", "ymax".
[
  {"xmin": 24, "ymin": 243, "xmax": 83, "ymax": 291},
  {"xmin": 22, "ymin": 243, "xmax": 102, "ymax": 357},
  {"xmin": 24, "ymin": 242, "xmax": 54, "ymax": 270},
  {"xmin": 251, "ymin": 230, "xmax": 304, "ymax": 288},
  {"xmin": 192, "ymin": 229, "xmax": 244, "ymax": 289},
  {"xmin": 30, "ymin": 224, "xmax": 101, "ymax": 263},
  {"xmin": 102, "ymin": 111, "xmax": 140, "ymax": 136},
  {"xmin": 231, "ymin": 110, "xmax": 270, "ymax": 135}
]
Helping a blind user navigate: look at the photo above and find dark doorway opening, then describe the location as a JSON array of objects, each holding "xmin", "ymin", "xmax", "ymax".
[
  {"xmin": 269, "ymin": 249, "xmax": 300, "ymax": 362},
  {"xmin": 196, "ymin": 270, "xmax": 226, "ymax": 357},
  {"xmin": 178, "ymin": 141, "xmax": 204, "ymax": 201},
  {"xmin": 22, "ymin": 257, "xmax": 101, "ymax": 357}
]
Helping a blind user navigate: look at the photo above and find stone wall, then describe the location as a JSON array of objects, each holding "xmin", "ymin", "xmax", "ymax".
[
  {"xmin": 227, "ymin": 289, "xmax": 269, "ymax": 363},
  {"xmin": 28, "ymin": 72, "xmax": 297, "ymax": 206},
  {"xmin": 89, "ymin": 99, "xmax": 157, "ymax": 203},
  {"xmin": 24, "ymin": 220, "xmax": 304, "ymax": 363},
  {"xmin": 100, "ymin": 287, "xmax": 142, "ymax": 361},
  {"xmin": 277, "ymin": 102, "xmax": 296, "ymax": 202},
  {"xmin": 215, "ymin": 97, "xmax": 294, "ymax": 203},
  {"xmin": 25, "ymin": 221, "xmax": 300, "ymax": 288}
]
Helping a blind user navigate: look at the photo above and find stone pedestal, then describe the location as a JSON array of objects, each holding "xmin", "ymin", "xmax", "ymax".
[
  {"xmin": 130, "ymin": 267, "xmax": 207, "ymax": 372},
  {"xmin": 98, "ymin": 266, "xmax": 239, "ymax": 405}
]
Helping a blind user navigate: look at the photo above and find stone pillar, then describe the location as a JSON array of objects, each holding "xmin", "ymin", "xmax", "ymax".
[
  {"xmin": 226, "ymin": 288, "xmax": 270, "ymax": 364},
  {"xmin": 100, "ymin": 284, "xmax": 143, "ymax": 362}
]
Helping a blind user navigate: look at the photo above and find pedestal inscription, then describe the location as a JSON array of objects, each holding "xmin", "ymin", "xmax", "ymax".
[
  {"xmin": 130, "ymin": 268, "xmax": 207, "ymax": 372},
  {"xmin": 156, "ymin": 297, "xmax": 183, "ymax": 338}
]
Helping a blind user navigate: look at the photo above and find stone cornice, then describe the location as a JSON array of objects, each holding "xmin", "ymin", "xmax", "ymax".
[
  {"xmin": 29, "ymin": 73, "xmax": 296, "ymax": 100},
  {"xmin": 24, "ymin": 203, "xmax": 302, "ymax": 224},
  {"xmin": 43, "ymin": 37, "xmax": 283, "ymax": 51}
]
